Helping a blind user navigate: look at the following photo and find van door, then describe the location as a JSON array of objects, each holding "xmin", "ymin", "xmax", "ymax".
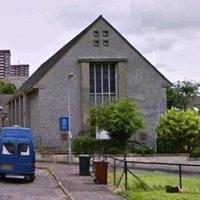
[
  {"xmin": 16, "ymin": 143, "xmax": 33, "ymax": 173},
  {"xmin": 0, "ymin": 141, "xmax": 17, "ymax": 172}
]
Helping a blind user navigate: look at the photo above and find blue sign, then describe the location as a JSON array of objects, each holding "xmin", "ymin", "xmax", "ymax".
[{"xmin": 59, "ymin": 117, "xmax": 69, "ymax": 131}]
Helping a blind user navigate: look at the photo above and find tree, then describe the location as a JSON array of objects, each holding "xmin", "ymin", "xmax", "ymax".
[
  {"xmin": 0, "ymin": 81, "xmax": 16, "ymax": 94},
  {"xmin": 89, "ymin": 98, "xmax": 144, "ymax": 146},
  {"xmin": 167, "ymin": 80, "xmax": 200, "ymax": 109},
  {"xmin": 156, "ymin": 108, "xmax": 200, "ymax": 153}
]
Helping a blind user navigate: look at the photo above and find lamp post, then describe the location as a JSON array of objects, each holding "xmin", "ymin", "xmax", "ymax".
[{"xmin": 67, "ymin": 73, "xmax": 74, "ymax": 164}]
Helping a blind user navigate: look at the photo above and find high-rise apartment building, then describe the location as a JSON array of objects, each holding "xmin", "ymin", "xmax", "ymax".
[
  {"xmin": 0, "ymin": 50, "xmax": 29, "ymax": 88},
  {"xmin": 10, "ymin": 65, "xmax": 29, "ymax": 77},
  {"xmin": 0, "ymin": 50, "xmax": 11, "ymax": 79}
]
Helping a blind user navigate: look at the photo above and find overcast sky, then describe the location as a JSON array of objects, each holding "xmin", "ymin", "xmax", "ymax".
[{"xmin": 0, "ymin": 0, "xmax": 200, "ymax": 82}]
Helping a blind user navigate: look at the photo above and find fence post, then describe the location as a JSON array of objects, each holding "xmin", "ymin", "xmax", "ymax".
[
  {"xmin": 179, "ymin": 164, "xmax": 182, "ymax": 189},
  {"xmin": 114, "ymin": 159, "xmax": 116, "ymax": 186},
  {"xmin": 124, "ymin": 154, "xmax": 128, "ymax": 190}
]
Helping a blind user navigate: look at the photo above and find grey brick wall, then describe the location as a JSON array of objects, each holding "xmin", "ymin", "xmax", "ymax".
[
  {"xmin": 30, "ymin": 18, "xmax": 170, "ymax": 149},
  {"xmin": 7, "ymin": 18, "xmax": 170, "ymax": 150}
]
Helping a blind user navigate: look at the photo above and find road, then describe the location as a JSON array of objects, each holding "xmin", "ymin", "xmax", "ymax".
[{"xmin": 0, "ymin": 168, "xmax": 68, "ymax": 200}]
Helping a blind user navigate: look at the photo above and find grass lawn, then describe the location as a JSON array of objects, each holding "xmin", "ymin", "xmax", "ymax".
[{"xmin": 108, "ymin": 170, "xmax": 200, "ymax": 200}]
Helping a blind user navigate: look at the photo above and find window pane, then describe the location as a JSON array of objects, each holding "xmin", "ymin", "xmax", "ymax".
[
  {"xmin": 103, "ymin": 94, "xmax": 109, "ymax": 103},
  {"xmin": 93, "ymin": 31, "xmax": 99, "ymax": 37},
  {"xmin": 18, "ymin": 144, "xmax": 30, "ymax": 156},
  {"xmin": 96, "ymin": 64, "xmax": 101, "ymax": 93},
  {"xmin": 103, "ymin": 64, "xmax": 108, "ymax": 93},
  {"xmin": 110, "ymin": 94, "xmax": 116, "ymax": 101},
  {"xmin": 90, "ymin": 94, "xmax": 95, "ymax": 106},
  {"xmin": 2, "ymin": 143, "xmax": 15, "ymax": 155},
  {"xmin": 96, "ymin": 94, "xmax": 101, "ymax": 105},
  {"xmin": 90, "ymin": 64, "xmax": 94, "ymax": 93},
  {"xmin": 110, "ymin": 63, "xmax": 115, "ymax": 93},
  {"xmin": 89, "ymin": 62, "xmax": 117, "ymax": 106}
]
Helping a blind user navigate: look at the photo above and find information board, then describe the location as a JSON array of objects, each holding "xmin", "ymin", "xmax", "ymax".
[{"xmin": 59, "ymin": 117, "xmax": 69, "ymax": 131}]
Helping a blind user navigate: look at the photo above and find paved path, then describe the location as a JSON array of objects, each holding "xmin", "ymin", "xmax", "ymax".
[
  {"xmin": 37, "ymin": 153, "xmax": 200, "ymax": 173},
  {"xmin": 0, "ymin": 169, "xmax": 65, "ymax": 200},
  {"xmin": 36, "ymin": 154, "xmax": 200, "ymax": 200},
  {"xmin": 38, "ymin": 162, "xmax": 123, "ymax": 200}
]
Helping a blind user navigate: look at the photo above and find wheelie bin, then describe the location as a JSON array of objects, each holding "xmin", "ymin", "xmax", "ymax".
[
  {"xmin": 93, "ymin": 160, "xmax": 108, "ymax": 184},
  {"xmin": 79, "ymin": 155, "xmax": 91, "ymax": 175}
]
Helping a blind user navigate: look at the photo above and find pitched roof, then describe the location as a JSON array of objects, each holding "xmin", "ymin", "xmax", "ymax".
[
  {"xmin": 102, "ymin": 18, "xmax": 172, "ymax": 86},
  {"xmin": 18, "ymin": 15, "xmax": 103, "ymax": 93},
  {"xmin": 18, "ymin": 15, "xmax": 171, "ymax": 94}
]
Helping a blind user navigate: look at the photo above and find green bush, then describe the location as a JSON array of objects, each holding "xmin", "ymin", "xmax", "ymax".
[
  {"xmin": 134, "ymin": 144, "xmax": 153, "ymax": 155},
  {"xmin": 156, "ymin": 108, "xmax": 200, "ymax": 153},
  {"xmin": 73, "ymin": 136, "xmax": 97, "ymax": 154},
  {"xmin": 73, "ymin": 136, "xmax": 127, "ymax": 155},
  {"xmin": 89, "ymin": 98, "xmax": 144, "ymax": 143},
  {"xmin": 157, "ymin": 138, "xmax": 183, "ymax": 154},
  {"xmin": 190, "ymin": 147, "xmax": 200, "ymax": 158},
  {"xmin": 73, "ymin": 136, "xmax": 154, "ymax": 155},
  {"xmin": 104, "ymin": 140, "xmax": 126, "ymax": 154},
  {"xmin": 0, "ymin": 81, "xmax": 16, "ymax": 94}
]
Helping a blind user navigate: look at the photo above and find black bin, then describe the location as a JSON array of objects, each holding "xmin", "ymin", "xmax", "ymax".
[{"xmin": 79, "ymin": 155, "xmax": 91, "ymax": 175}]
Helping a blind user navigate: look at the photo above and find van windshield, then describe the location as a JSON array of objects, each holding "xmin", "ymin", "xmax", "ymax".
[
  {"xmin": 18, "ymin": 144, "xmax": 30, "ymax": 156},
  {"xmin": 2, "ymin": 143, "xmax": 15, "ymax": 155}
]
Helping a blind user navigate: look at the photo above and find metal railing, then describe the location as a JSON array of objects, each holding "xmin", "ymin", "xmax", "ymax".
[
  {"xmin": 106, "ymin": 155, "xmax": 200, "ymax": 190},
  {"xmin": 34, "ymin": 136, "xmax": 67, "ymax": 153}
]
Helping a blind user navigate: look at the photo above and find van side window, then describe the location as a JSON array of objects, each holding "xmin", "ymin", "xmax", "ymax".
[
  {"xmin": 2, "ymin": 143, "xmax": 15, "ymax": 155},
  {"xmin": 18, "ymin": 144, "xmax": 30, "ymax": 156}
]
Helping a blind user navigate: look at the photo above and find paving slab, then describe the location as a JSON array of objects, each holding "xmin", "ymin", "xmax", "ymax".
[
  {"xmin": 38, "ymin": 162, "xmax": 124, "ymax": 200},
  {"xmin": 0, "ymin": 169, "xmax": 65, "ymax": 200}
]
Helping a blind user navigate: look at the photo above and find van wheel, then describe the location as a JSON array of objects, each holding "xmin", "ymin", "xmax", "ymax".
[
  {"xmin": 24, "ymin": 175, "xmax": 35, "ymax": 182},
  {"xmin": 0, "ymin": 174, "xmax": 5, "ymax": 180}
]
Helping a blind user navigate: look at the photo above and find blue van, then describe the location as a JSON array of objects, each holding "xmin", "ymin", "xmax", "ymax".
[{"xmin": 0, "ymin": 127, "xmax": 36, "ymax": 182}]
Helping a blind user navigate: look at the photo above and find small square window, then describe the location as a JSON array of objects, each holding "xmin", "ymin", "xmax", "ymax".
[
  {"xmin": 103, "ymin": 40, "xmax": 109, "ymax": 46},
  {"xmin": 18, "ymin": 144, "xmax": 30, "ymax": 156},
  {"xmin": 93, "ymin": 31, "xmax": 99, "ymax": 37},
  {"xmin": 93, "ymin": 40, "xmax": 99, "ymax": 47},
  {"xmin": 2, "ymin": 143, "xmax": 15, "ymax": 155},
  {"xmin": 103, "ymin": 30, "xmax": 109, "ymax": 37}
]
